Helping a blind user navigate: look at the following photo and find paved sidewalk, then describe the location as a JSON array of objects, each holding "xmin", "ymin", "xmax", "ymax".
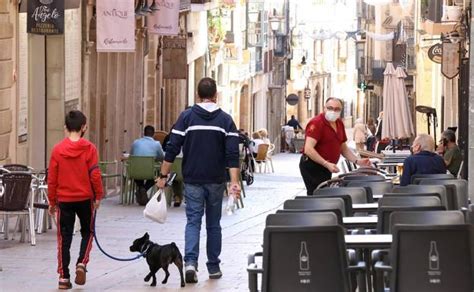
[{"xmin": 0, "ymin": 153, "xmax": 306, "ymax": 291}]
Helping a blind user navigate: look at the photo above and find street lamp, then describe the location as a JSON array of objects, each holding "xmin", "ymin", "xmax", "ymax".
[
  {"xmin": 269, "ymin": 16, "xmax": 284, "ymax": 34},
  {"xmin": 248, "ymin": 11, "xmax": 260, "ymax": 23}
]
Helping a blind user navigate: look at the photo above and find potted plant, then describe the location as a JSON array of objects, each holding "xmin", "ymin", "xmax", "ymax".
[{"xmin": 443, "ymin": 0, "xmax": 462, "ymax": 22}]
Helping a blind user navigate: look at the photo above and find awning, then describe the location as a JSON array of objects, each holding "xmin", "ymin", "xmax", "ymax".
[{"xmin": 19, "ymin": 0, "xmax": 81, "ymax": 12}]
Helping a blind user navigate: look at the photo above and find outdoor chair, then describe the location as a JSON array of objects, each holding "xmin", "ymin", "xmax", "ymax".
[
  {"xmin": 341, "ymin": 175, "xmax": 386, "ymax": 187},
  {"xmin": 346, "ymin": 181, "xmax": 393, "ymax": 202},
  {"xmin": 0, "ymin": 172, "xmax": 35, "ymax": 245},
  {"xmin": 265, "ymin": 212, "xmax": 339, "ymax": 227},
  {"xmin": 392, "ymin": 185, "xmax": 452, "ymax": 210},
  {"xmin": 247, "ymin": 226, "xmax": 366, "ymax": 292},
  {"xmin": 374, "ymin": 225, "xmax": 474, "ymax": 292},
  {"xmin": 153, "ymin": 130, "xmax": 168, "ymax": 145},
  {"xmin": 379, "ymin": 195, "xmax": 442, "ymax": 208},
  {"xmin": 419, "ymin": 178, "xmax": 469, "ymax": 209},
  {"xmin": 376, "ymin": 206, "xmax": 445, "ymax": 234},
  {"xmin": 276, "ymin": 209, "xmax": 344, "ymax": 225},
  {"xmin": 99, "ymin": 160, "xmax": 121, "ymax": 195},
  {"xmin": 313, "ymin": 186, "xmax": 368, "ymax": 204},
  {"xmin": 468, "ymin": 204, "xmax": 474, "ymax": 224},
  {"xmin": 2, "ymin": 164, "xmax": 32, "ymax": 172},
  {"xmin": 411, "ymin": 173, "xmax": 454, "ymax": 184},
  {"xmin": 252, "ymin": 144, "xmax": 270, "ymax": 173},
  {"xmin": 283, "ymin": 197, "xmax": 347, "ymax": 217},
  {"xmin": 295, "ymin": 194, "xmax": 353, "ymax": 216},
  {"xmin": 265, "ymin": 143, "xmax": 275, "ymax": 173},
  {"xmin": 122, "ymin": 156, "xmax": 159, "ymax": 205},
  {"xmin": 383, "ymin": 192, "xmax": 447, "ymax": 209}
]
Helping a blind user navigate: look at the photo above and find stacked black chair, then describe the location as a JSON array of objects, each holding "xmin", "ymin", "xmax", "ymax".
[
  {"xmin": 374, "ymin": 225, "xmax": 474, "ymax": 292},
  {"xmin": 392, "ymin": 185, "xmax": 452, "ymax": 210},
  {"xmin": 295, "ymin": 195, "xmax": 353, "ymax": 217},
  {"xmin": 346, "ymin": 181, "xmax": 393, "ymax": 202},
  {"xmin": 419, "ymin": 179, "xmax": 469, "ymax": 209},
  {"xmin": 248, "ymin": 225, "xmax": 367, "ymax": 292},
  {"xmin": 411, "ymin": 173, "xmax": 454, "ymax": 184},
  {"xmin": 283, "ymin": 197, "xmax": 347, "ymax": 217},
  {"xmin": 265, "ymin": 212, "xmax": 339, "ymax": 227},
  {"xmin": 313, "ymin": 187, "xmax": 368, "ymax": 204},
  {"xmin": 382, "ymin": 193, "xmax": 447, "ymax": 209}
]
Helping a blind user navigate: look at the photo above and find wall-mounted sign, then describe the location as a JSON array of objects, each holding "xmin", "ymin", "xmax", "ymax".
[
  {"xmin": 96, "ymin": 0, "xmax": 135, "ymax": 52},
  {"xmin": 441, "ymin": 41, "xmax": 460, "ymax": 79},
  {"xmin": 148, "ymin": 0, "xmax": 180, "ymax": 35},
  {"xmin": 286, "ymin": 93, "xmax": 299, "ymax": 106},
  {"xmin": 428, "ymin": 43, "xmax": 442, "ymax": 64},
  {"xmin": 27, "ymin": 0, "xmax": 64, "ymax": 35},
  {"xmin": 162, "ymin": 37, "xmax": 187, "ymax": 79}
]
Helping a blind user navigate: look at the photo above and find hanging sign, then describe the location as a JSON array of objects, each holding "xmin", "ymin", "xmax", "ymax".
[
  {"xmin": 148, "ymin": 0, "xmax": 180, "ymax": 35},
  {"xmin": 27, "ymin": 0, "xmax": 64, "ymax": 35},
  {"xmin": 162, "ymin": 37, "xmax": 187, "ymax": 79},
  {"xmin": 304, "ymin": 88, "xmax": 311, "ymax": 99},
  {"xmin": 428, "ymin": 43, "xmax": 442, "ymax": 64},
  {"xmin": 96, "ymin": 0, "xmax": 135, "ymax": 52},
  {"xmin": 441, "ymin": 41, "xmax": 460, "ymax": 79},
  {"xmin": 286, "ymin": 94, "xmax": 299, "ymax": 106}
]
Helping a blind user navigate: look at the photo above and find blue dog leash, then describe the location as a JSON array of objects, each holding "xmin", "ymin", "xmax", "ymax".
[{"xmin": 88, "ymin": 165, "xmax": 144, "ymax": 262}]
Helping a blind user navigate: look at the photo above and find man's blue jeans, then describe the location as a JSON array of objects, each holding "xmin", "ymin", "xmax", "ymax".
[{"xmin": 183, "ymin": 183, "xmax": 225, "ymax": 273}]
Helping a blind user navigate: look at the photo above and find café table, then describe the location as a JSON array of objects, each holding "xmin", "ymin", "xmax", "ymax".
[
  {"xmin": 343, "ymin": 216, "xmax": 378, "ymax": 229},
  {"xmin": 353, "ymin": 203, "xmax": 379, "ymax": 212}
]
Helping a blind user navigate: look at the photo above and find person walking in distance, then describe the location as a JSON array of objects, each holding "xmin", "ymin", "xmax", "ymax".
[
  {"xmin": 48, "ymin": 110, "xmax": 103, "ymax": 290},
  {"xmin": 353, "ymin": 118, "xmax": 368, "ymax": 152},
  {"xmin": 299, "ymin": 98, "xmax": 371, "ymax": 195},
  {"xmin": 156, "ymin": 77, "xmax": 241, "ymax": 283}
]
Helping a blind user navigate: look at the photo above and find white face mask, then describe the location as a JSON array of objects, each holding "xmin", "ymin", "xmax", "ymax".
[{"xmin": 325, "ymin": 110, "xmax": 340, "ymax": 122}]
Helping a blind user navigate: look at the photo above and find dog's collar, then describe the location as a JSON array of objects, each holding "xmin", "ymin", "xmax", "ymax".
[{"xmin": 140, "ymin": 242, "xmax": 153, "ymax": 256}]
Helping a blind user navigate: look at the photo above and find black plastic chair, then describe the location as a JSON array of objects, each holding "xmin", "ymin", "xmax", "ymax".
[
  {"xmin": 346, "ymin": 181, "xmax": 393, "ymax": 202},
  {"xmin": 374, "ymin": 225, "xmax": 474, "ymax": 292},
  {"xmin": 377, "ymin": 206, "xmax": 445, "ymax": 234},
  {"xmin": 266, "ymin": 212, "xmax": 338, "ymax": 227},
  {"xmin": 392, "ymin": 185, "xmax": 453, "ymax": 210},
  {"xmin": 342, "ymin": 175, "xmax": 386, "ymax": 186},
  {"xmin": 468, "ymin": 204, "xmax": 474, "ymax": 224},
  {"xmin": 382, "ymin": 193, "xmax": 446, "ymax": 209},
  {"xmin": 283, "ymin": 197, "xmax": 347, "ymax": 217},
  {"xmin": 295, "ymin": 194, "xmax": 353, "ymax": 216},
  {"xmin": 389, "ymin": 210, "xmax": 465, "ymax": 233},
  {"xmin": 379, "ymin": 196, "xmax": 442, "ymax": 208},
  {"xmin": 276, "ymin": 209, "xmax": 344, "ymax": 225},
  {"xmin": 411, "ymin": 173, "xmax": 454, "ymax": 184},
  {"xmin": 419, "ymin": 179, "xmax": 469, "ymax": 209},
  {"xmin": 313, "ymin": 187, "xmax": 368, "ymax": 204},
  {"xmin": 248, "ymin": 226, "xmax": 367, "ymax": 292}
]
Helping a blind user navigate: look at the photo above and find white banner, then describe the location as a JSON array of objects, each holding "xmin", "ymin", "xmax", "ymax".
[
  {"xmin": 96, "ymin": 0, "xmax": 135, "ymax": 52},
  {"xmin": 366, "ymin": 31, "xmax": 394, "ymax": 41},
  {"xmin": 147, "ymin": 0, "xmax": 180, "ymax": 35}
]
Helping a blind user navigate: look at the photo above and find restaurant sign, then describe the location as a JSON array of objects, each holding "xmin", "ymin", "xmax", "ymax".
[
  {"xmin": 27, "ymin": 0, "xmax": 64, "ymax": 35},
  {"xmin": 427, "ymin": 43, "xmax": 442, "ymax": 64},
  {"xmin": 441, "ymin": 41, "xmax": 460, "ymax": 79}
]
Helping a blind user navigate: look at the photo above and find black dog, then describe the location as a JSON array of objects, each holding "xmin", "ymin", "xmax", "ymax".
[{"xmin": 130, "ymin": 232, "xmax": 185, "ymax": 287}]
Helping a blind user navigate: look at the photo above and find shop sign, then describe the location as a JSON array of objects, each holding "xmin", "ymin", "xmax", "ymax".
[
  {"xmin": 148, "ymin": 0, "xmax": 180, "ymax": 36},
  {"xmin": 441, "ymin": 42, "xmax": 460, "ymax": 79},
  {"xmin": 428, "ymin": 43, "xmax": 442, "ymax": 64},
  {"xmin": 27, "ymin": 0, "xmax": 64, "ymax": 35},
  {"xmin": 163, "ymin": 37, "xmax": 187, "ymax": 79},
  {"xmin": 304, "ymin": 88, "xmax": 311, "ymax": 99},
  {"xmin": 286, "ymin": 93, "xmax": 299, "ymax": 106},
  {"xmin": 96, "ymin": 0, "xmax": 135, "ymax": 52}
]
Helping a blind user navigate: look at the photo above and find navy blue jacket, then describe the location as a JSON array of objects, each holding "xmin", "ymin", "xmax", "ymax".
[
  {"xmin": 164, "ymin": 104, "xmax": 240, "ymax": 184},
  {"xmin": 400, "ymin": 151, "xmax": 447, "ymax": 186}
]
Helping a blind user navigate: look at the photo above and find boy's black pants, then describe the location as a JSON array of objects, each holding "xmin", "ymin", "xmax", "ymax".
[{"xmin": 57, "ymin": 199, "xmax": 94, "ymax": 279}]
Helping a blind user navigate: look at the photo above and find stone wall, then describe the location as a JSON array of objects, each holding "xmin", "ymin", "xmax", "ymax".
[{"xmin": 0, "ymin": 1, "xmax": 14, "ymax": 164}]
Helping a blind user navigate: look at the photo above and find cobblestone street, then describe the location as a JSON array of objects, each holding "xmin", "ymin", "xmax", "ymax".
[{"xmin": 0, "ymin": 153, "xmax": 305, "ymax": 291}]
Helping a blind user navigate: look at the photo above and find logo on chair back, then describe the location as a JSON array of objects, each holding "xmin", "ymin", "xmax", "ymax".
[
  {"xmin": 298, "ymin": 241, "xmax": 311, "ymax": 284},
  {"xmin": 427, "ymin": 241, "xmax": 442, "ymax": 284}
]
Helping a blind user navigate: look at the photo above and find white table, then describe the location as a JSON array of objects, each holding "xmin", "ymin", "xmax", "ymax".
[{"xmin": 353, "ymin": 203, "xmax": 379, "ymax": 212}]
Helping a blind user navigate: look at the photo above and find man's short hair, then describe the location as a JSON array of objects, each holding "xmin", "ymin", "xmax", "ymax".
[
  {"xmin": 325, "ymin": 97, "xmax": 343, "ymax": 107},
  {"xmin": 414, "ymin": 133, "xmax": 435, "ymax": 152},
  {"xmin": 144, "ymin": 125, "xmax": 155, "ymax": 137},
  {"xmin": 442, "ymin": 129, "xmax": 456, "ymax": 143},
  {"xmin": 197, "ymin": 77, "xmax": 217, "ymax": 99},
  {"xmin": 65, "ymin": 110, "xmax": 87, "ymax": 132}
]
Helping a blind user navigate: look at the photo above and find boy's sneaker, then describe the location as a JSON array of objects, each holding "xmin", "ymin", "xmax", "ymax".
[
  {"xmin": 209, "ymin": 270, "xmax": 223, "ymax": 279},
  {"xmin": 185, "ymin": 265, "xmax": 198, "ymax": 283},
  {"xmin": 58, "ymin": 278, "xmax": 72, "ymax": 290},
  {"xmin": 75, "ymin": 263, "xmax": 87, "ymax": 285}
]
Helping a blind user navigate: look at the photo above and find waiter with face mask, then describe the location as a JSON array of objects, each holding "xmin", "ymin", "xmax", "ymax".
[{"xmin": 299, "ymin": 97, "xmax": 371, "ymax": 195}]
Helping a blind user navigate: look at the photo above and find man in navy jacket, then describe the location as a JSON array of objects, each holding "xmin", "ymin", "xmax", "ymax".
[
  {"xmin": 400, "ymin": 133, "xmax": 446, "ymax": 186},
  {"xmin": 156, "ymin": 78, "xmax": 241, "ymax": 284}
]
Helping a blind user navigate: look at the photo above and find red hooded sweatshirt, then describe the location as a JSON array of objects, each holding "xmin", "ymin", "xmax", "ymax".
[{"xmin": 48, "ymin": 138, "xmax": 104, "ymax": 206}]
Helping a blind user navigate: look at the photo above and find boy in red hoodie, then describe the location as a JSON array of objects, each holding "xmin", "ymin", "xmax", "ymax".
[{"xmin": 48, "ymin": 110, "xmax": 103, "ymax": 290}]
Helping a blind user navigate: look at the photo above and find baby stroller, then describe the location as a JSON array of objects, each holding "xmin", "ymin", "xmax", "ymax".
[{"xmin": 239, "ymin": 133, "xmax": 254, "ymax": 186}]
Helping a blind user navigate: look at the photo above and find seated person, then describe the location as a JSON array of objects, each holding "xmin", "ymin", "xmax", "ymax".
[
  {"xmin": 258, "ymin": 128, "xmax": 271, "ymax": 144},
  {"xmin": 250, "ymin": 131, "xmax": 264, "ymax": 156},
  {"xmin": 130, "ymin": 125, "xmax": 164, "ymax": 205},
  {"xmin": 400, "ymin": 134, "xmax": 446, "ymax": 186},
  {"xmin": 437, "ymin": 129, "xmax": 462, "ymax": 176}
]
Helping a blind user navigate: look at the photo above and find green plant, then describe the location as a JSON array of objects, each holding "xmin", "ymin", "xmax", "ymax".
[{"xmin": 208, "ymin": 10, "xmax": 226, "ymax": 46}]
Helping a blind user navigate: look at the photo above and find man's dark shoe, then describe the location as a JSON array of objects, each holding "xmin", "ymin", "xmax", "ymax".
[
  {"xmin": 136, "ymin": 187, "xmax": 149, "ymax": 206},
  {"xmin": 209, "ymin": 270, "xmax": 222, "ymax": 279},
  {"xmin": 58, "ymin": 278, "xmax": 72, "ymax": 290},
  {"xmin": 185, "ymin": 265, "xmax": 198, "ymax": 283}
]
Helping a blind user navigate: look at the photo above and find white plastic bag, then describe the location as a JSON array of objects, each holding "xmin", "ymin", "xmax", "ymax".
[{"xmin": 143, "ymin": 189, "xmax": 167, "ymax": 223}]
